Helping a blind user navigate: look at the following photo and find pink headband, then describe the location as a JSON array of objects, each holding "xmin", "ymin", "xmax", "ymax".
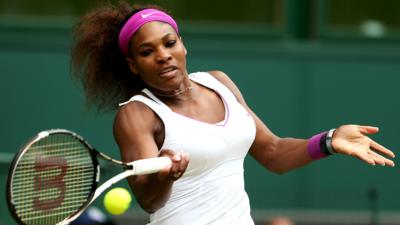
[{"xmin": 119, "ymin": 8, "xmax": 179, "ymax": 56}]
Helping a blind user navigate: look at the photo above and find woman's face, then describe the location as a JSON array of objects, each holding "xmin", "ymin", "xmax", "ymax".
[{"xmin": 127, "ymin": 21, "xmax": 188, "ymax": 92}]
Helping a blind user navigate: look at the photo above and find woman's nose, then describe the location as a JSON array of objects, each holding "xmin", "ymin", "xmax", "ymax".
[{"xmin": 156, "ymin": 48, "xmax": 172, "ymax": 63}]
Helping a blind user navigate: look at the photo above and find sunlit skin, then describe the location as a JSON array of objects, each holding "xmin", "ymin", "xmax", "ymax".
[
  {"xmin": 69, "ymin": 1, "xmax": 398, "ymax": 220},
  {"xmin": 114, "ymin": 22, "xmax": 230, "ymax": 212},
  {"xmin": 114, "ymin": 21, "xmax": 395, "ymax": 214},
  {"xmin": 124, "ymin": 21, "xmax": 226, "ymax": 121},
  {"xmin": 126, "ymin": 22, "xmax": 190, "ymax": 97}
]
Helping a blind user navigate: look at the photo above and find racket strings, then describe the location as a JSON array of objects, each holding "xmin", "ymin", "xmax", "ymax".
[
  {"xmin": 14, "ymin": 146, "xmax": 91, "ymax": 161},
  {"xmin": 13, "ymin": 160, "xmax": 94, "ymax": 180},
  {"xmin": 12, "ymin": 178, "xmax": 94, "ymax": 195},
  {"xmin": 11, "ymin": 133, "xmax": 96, "ymax": 225}
]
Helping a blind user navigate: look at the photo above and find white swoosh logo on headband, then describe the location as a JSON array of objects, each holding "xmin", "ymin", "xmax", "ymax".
[{"xmin": 141, "ymin": 12, "xmax": 158, "ymax": 18}]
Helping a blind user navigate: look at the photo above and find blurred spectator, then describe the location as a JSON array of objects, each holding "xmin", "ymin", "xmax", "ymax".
[{"xmin": 267, "ymin": 216, "xmax": 296, "ymax": 225}]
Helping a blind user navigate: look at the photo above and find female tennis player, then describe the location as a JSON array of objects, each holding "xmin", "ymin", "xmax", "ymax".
[{"xmin": 71, "ymin": 1, "xmax": 395, "ymax": 224}]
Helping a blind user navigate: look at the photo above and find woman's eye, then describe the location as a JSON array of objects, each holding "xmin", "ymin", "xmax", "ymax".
[
  {"xmin": 166, "ymin": 40, "xmax": 176, "ymax": 47},
  {"xmin": 140, "ymin": 49, "xmax": 152, "ymax": 57}
]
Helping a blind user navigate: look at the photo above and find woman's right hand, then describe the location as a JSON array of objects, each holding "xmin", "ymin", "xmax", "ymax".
[{"xmin": 157, "ymin": 149, "xmax": 190, "ymax": 181}]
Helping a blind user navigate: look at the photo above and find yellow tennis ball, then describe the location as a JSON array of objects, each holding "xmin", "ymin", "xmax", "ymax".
[{"xmin": 103, "ymin": 187, "xmax": 132, "ymax": 215}]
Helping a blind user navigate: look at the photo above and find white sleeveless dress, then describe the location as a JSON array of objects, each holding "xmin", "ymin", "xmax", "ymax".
[{"xmin": 119, "ymin": 72, "xmax": 256, "ymax": 225}]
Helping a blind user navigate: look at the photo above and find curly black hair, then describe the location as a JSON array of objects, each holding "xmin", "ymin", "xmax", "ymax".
[{"xmin": 71, "ymin": 1, "xmax": 165, "ymax": 112}]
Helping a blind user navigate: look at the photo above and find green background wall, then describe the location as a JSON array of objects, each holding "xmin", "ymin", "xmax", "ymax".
[{"xmin": 1, "ymin": 22, "xmax": 400, "ymax": 224}]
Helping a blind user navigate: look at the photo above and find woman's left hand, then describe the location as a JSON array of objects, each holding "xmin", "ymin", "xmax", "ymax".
[{"xmin": 332, "ymin": 125, "xmax": 395, "ymax": 167}]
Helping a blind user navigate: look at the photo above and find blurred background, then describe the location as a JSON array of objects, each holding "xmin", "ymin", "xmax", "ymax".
[{"xmin": 1, "ymin": 0, "xmax": 400, "ymax": 224}]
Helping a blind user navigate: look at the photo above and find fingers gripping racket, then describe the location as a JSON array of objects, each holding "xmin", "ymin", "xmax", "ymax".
[{"xmin": 7, "ymin": 129, "xmax": 171, "ymax": 225}]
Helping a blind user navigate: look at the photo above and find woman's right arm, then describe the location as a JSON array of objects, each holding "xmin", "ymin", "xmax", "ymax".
[{"xmin": 113, "ymin": 101, "xmax": 189, "ymax": 213}]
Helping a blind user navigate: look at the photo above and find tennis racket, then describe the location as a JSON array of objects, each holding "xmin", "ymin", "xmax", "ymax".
[{"xmin": 7, "ymin": 129, "xmax": 171, "ymax": 225}]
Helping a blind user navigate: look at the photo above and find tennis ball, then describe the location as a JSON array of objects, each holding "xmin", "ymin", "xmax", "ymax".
[{"xmin": 103, "ymin": 187, "xmax": 132, "ymax": 215}]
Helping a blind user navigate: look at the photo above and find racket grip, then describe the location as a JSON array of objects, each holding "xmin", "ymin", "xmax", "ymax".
[{"xmin": 129, "ymin": 157, "xmax": 172, "ymax": 175}]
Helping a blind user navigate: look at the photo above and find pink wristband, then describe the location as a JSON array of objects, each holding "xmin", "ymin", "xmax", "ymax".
[{"xmin": 307, "ymin": 132, "xmax": 328, "ymax": 160}]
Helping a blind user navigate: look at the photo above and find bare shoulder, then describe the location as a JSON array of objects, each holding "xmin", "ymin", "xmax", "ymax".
[
  {"xmin": 114, "ymin": 101, "xmax": 153, "ymax": 127},
  {"xmin": 207, "ymin": 70, "xmax": 231, "ymax": 84},
  {"xmin": 113, "ymin": 101, "xmax": 157, "ymax": 142},
  {"xmin": 113, "ymin": 101, "xmax": 163, "ymax": 161},
  {"xmin": 207, "ymin": 70, "xmax": 246, "ymax": 105}
]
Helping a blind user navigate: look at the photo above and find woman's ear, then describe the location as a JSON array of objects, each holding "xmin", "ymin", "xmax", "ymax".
[{"xmin": 126, "ymin": 57, "xmax": 139, "ymax": 75}]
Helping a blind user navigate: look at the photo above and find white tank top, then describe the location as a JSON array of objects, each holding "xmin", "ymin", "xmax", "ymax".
[{"xmin": 120, "ymin": 72, "xmax": 256, "ymax": 225}]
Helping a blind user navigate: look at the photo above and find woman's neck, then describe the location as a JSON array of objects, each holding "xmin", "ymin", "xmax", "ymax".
[{"xmin": 149, "ymin": 84, "xmax": 193, "ymax": 98}]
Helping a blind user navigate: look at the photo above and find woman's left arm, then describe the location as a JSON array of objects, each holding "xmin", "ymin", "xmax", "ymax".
[{"xmin": 209, "ymin": 70, "xmax": 395, "ymax": 174}]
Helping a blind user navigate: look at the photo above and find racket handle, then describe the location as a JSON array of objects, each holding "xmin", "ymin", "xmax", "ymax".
[{"xmin": 128, "ymin": 157, "xmax": 172, "ymax": 175}]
